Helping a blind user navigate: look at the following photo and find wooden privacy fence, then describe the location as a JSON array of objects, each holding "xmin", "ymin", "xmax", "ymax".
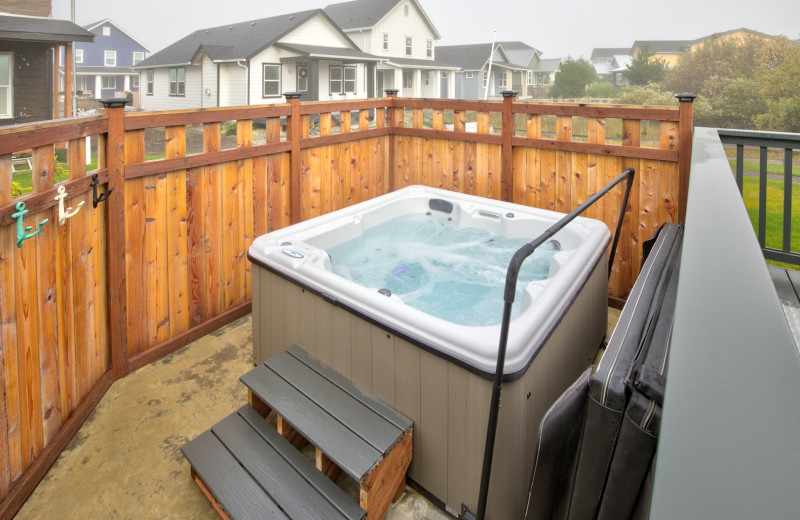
[{"xmin": 0, "ymin": 92, "xmax": 693, "ymax": 517}]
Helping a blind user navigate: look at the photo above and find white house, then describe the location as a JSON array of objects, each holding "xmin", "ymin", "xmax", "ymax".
[
  {"xmin": 133, "ymin": 9, "xmax": 381, "ymax": 111},
  {"xmin": 324, "ymin": 0, "xmax": 459, "ymax": 98}
]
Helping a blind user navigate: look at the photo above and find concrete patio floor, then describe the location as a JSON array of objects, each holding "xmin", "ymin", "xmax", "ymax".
[{"xmin": 15, "ymin": 309, "xmax": 620, "ymax": 519}]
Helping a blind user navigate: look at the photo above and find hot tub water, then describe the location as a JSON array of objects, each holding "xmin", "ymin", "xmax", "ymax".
[{"xmin": 327, "ymin": 213, "xmax": 561, "ymax": 326}]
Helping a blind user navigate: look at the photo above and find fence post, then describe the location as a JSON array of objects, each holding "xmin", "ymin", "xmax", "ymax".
[
  {"xmin": 284, "ymin": 93, "xmax": 302, "ymax": 224},
  {"xmin": 100, "ymin": 98, "xmax": 129, "ymax": 379},
  {"xmin": 501, "ymin": 90, "xmax": 518, "ymax": 203},
  {"xmin": 676, "ymin": 93, "xmax": 696, "ymax": 223},
  {"xmin": 385, "ymin": 89, "xmax": 399, "ymax": 192}
]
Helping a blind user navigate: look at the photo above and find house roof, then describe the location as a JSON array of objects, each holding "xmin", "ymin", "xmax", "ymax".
[
  {"xmin": 75, "ymin": 65, "xmax": 136, "ymax": 75},
  {"xmin": 135, "ymin": 9, "xmax": 355, "ymax": 68},
  {"xmin": 83, "ymin": 18, "xmax": 152, "ymax": 52},
  {"xmin": 435, "ymin": 43, "xmax": 514, "ymax": 71},
  {"xmin": 324, "ymin": 0, "xmax": 441, "ymax": 39},
  {"xmin": 532, "ymin": 58, "xmax": 561, "ymax": 73},
  {"xmin": 274, "ymin": 43, "xmax": 382, "ymax": 62},
  {"xmin": 610, "ymin": 55, "xmax": 632, "ymax": 72},
  {"xmin": 381, "ymin": 56, "xmax": 460, "ymax": 70},
  {"xmin": 496, "ymin": 41, "xmax": 541, "ymax": 67},
  {"xmin": 689, "ymin": 27, "xmax": 773, "ymax": 46},
  {"xmin": 590, "ymin": 47, "xmax": 630, "ymax": 60},
  {"xmin": 0, "ymin": 14, "xmax": 94, "ymax": 43},
  {"xmin": 631, "ymin": 40, "xmax": 693, "ymax": 54}
]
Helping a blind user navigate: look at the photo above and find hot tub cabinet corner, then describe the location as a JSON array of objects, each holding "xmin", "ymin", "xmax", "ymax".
[{"xmin": 251, "ymin": 255, "xmax": 608, "ymax": 519}]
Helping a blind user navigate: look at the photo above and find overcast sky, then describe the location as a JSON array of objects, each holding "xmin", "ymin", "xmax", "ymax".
[{"xmin": 51, "ymin": 0, "xmax": 800, "ymax": 59}]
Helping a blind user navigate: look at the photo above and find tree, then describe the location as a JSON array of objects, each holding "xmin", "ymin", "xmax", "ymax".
[
  {"xmin": 623, "ymin": 45, "xmax": 669, "ymax": 86},
  {"xmin": 756, "ymin": 45, "xmax": 800, "ymax": 131},
  {"xmin": 548, "ymin": 57, "xmax": 596, "ymax": 99},
  {"xmin": 587, "ymin": 80, "xmax": 616, "ymax": 99}
]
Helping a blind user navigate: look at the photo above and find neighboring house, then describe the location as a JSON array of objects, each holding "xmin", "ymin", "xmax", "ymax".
[
  {"xmin": 630, "ymin": 40, "xmax": 692, "ymax": 67},
  {"xmin": 529, "ymin": 58, "xmax": 561, "ymax": 98},
  {"xmin": 495, "ymin": 41, "xmax": 543, "ymax": 98},
  {"xmin": 436, "ymin": 43, "xmax": 530, "ymax": 100},
  {"xmin": 324, "ymin": 0, "xmax": 458, "ymax": 98},
  {"xmin": 590, "ymin": 47, "xmax": 629, "ymax": 80},
  {"xmin": 0, "ymin": 1, "xmax": 93, "ymax": 125},
  {"xmin": 609, "ymin": 54, "xmax": 632, "ymax": 88},
  {"xmin": 134, "ymin": 9, "xmax": 380, "ymax": 111},
  {"xmin": 74, "ymin": 19, "xmax": 150, "ymax": 106}
]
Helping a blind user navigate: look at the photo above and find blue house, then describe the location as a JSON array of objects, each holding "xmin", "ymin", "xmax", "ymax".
[{"xmin": 74, "ymin": 19, "xmax": 150, "ymax": 107}]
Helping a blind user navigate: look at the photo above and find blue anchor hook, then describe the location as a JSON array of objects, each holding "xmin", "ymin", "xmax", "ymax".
[{"xmin": 12, "ymin": 201, "xmax": 48, "ymax": 248}]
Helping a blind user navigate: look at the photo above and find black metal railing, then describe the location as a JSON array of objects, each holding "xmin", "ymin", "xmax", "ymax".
[{"xmin": 718, "ymin": 128, "xmax": 800, "ymax": 265}]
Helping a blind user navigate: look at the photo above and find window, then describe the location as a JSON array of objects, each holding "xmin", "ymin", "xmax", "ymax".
[
  {"xmin": 262, "ymin": 64, "xmax": 280, "ymax": 97},
  {"xmin": 527, "ymin": 71, "xmax": 533, "ymax": 85},
  {"xmin": 344, "ymin": 66, "xmax": 356, "ymax": 93},
  {"xmin": 131, "ymin": 75, "xmax": 139, "ymax": 89},
  {"xmin": 330, "ymin": 66, "xmax": 356, "ymax": 94},
  {"xmin": 133, "ymin": 52, "xmax": 144, "ymax": 66},
  {"xmin": 465, "ymin": 71, "xmax": 473, "ymax": 79},
  {"xmin": 404, "ymin": 4, "xmax": 409, "ymax": 15},
  {"xmin": 483, "ymin": 71, "xmax": 488, "ymax": 88},
  {"xmin": 76, "ymin": 75, "xmax": 89, "ymax": 91},
  {"xmin": 75, "ymin": 49, "xmax": 83, "ymax": 64},
  {"xmin": 169, "ymin": 67, "xmax": 185, "ymax": 96},
  {"xmin": 0, "ymin": 54, "xmax": 12, "ymax": 118},
  {"xmin": 499, "ymin": 72, "xmax": 507, "ymax": 88},
  {"xmin": 102, "ymin": 26, "xmax": 111, "ymax": 36},
  {"xmin": 426, "ymin": 40, "xmax": 432, "ymax": 58},
  {"xmin": 104, "ymin": 51, "xmax": 116, "ymax": 67},
  {"xmin": 383, "ymin": 33, "xmax": 389, "ymax": 51},
  {"xmin": 146, "ymin": 69, "xmax": 154, "ymax": 95},
  {"xmin": 297, "ymin": 63, "xmax": 308, "ymax": 92},
  {"xmin": 102, "ymin": 76, "xmax": 116, "ymax": 89},
  {"xmin": 405, "ymin": 37, "xmax": 412, "ymax": 56},
  {"xmin": 403, "ymin": 70, "xmax": 413, "ymax": 89},
  {"xmin": 616, "ymin": 72, "xmax": 623, "ymax": 86},
  {"xmin": 424, "ymin": 71, "xmax": 430, "ymax": 86}
]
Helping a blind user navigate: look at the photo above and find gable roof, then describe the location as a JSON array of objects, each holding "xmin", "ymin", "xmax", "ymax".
[
  {"xmin": 590, "ymin": 48, "xmax": 630, "ymax": 61},
  {"xmin": 631, "ymin": 40, "xmax": 693, "ymax": 54},
  {"xmin": 83, "ymin": 18, "xmax": 152, "ymax": 52},
  {"xmin": 136, "ymin": 9, "xmax": 355, "ymax": 68},
  {"xmin": 0, "ymin": 14, "xmax": 94, "ymax": 43},
  {"xmin": 690, "ymin": 27, "xmax": 773, "ymax": 45},
  {"xmin": 435, "ymin": 43, "xmax": 513, "ymax": 71},
  {"xmin": 532, "ymin": 58, "xmax": 561, "ymax": 73},
  {"xmin": 324, "ymin": 0, "xmax": 441, "ymax": 39},
  {"xmin": 496, "ymin": 41, "xmax": 541, "ymax": 67}
]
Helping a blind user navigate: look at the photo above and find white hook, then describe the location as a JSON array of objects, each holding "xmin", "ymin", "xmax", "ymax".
[{"xmin": 54, "ymin": 185, "xmax": 85, "ymax": 225}]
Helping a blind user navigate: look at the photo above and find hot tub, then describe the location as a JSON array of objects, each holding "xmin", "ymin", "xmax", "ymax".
[{"xmin": 249, "ymin": 185, "xmax": 610, "ymax": 518}]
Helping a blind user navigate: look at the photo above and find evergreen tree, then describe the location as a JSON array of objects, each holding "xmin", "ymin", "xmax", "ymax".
[
  {"xmin": 549, "ymin": 57, "xmax": 596, "ymax": 98},
  {"xmin": 623, "ymin": 45, "xmax": 668, "ymax": 86}
]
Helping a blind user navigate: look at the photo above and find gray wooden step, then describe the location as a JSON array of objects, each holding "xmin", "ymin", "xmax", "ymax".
[
  {"xmin": 239, "ymin": 344, "xmax": 413, "ymax": 483},
  {"xmin": 182, "ymin": 405, "xmax": 365, "ymax": 520}
]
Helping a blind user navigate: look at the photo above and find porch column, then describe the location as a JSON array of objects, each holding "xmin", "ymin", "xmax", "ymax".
[
  {"xmin": 414, "ymin": 69, "xmax": 422, "ymax": 98},
  {"xmin": 394, "ymin": 68, "xmax": 402, "ymax": 96},
  {"xmin": 95, "ymin": 76, "xmax": 102, "ymax": 99}
]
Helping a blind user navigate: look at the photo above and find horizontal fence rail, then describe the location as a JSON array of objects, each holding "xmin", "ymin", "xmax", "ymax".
[
  {"xmin": 718, "ymin": 128, "xmax": 800, "ymax": 265},
  {"xmin": 0, "ymin": 93, "xmax": 693, "ymax": 518}
]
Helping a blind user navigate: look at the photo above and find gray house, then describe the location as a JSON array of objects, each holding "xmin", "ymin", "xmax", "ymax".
[
  {"xmin": 436, "ymin": 42, "xmax": 530, "ymax": 100},
  {"xmin": 134, "ymin": 9, "xmax": 381, "ymax": 111}
]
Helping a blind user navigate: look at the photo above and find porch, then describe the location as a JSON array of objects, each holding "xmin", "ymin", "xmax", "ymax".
[{"xmin": 1, "ymin": 93, "xmax": 798, "ymax": 518}]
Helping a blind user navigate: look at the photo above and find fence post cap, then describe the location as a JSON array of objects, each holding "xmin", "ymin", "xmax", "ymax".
[
  {"xmin": 384, "ymin": 89, "xmax": 399, "ymax": 95},
  {"xmin": 100, "ymin": 98, "xmax": 130, "ymax": 108},
  {"xmin": 501, "ymin": 90, "xmax": 518, "ymax": 98},
  {"xmin": 283, "ymin": 92, "xmax": 302, "ymax": 100},
  {"xmin": 675, "ymin": 93, "xmax": 697, "ymax": 103}
]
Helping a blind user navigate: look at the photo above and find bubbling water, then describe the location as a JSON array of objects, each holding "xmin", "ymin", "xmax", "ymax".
[{"xmin": 327, "ymin": 213, "xmax": 561, "ymax": 326}]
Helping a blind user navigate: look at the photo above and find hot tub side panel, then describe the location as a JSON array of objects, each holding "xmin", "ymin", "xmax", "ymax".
[{"xmin": 252, "ymin": 258, "xmax": 607, "ymax": 519}]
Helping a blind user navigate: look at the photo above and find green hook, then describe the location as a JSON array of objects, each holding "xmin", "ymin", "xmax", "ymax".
[{"xmin": 11, "ymin": 201, "xmax": 48, "ymax": 248}]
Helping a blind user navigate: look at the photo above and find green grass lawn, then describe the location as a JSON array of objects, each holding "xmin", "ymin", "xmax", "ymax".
[
  {"xmin": 730, "ymin": 160, "xmax": 800, "ymax": 176},
  {"xmin": 740, "ymin": 175, "xmax": 800, "ymax": 269}
]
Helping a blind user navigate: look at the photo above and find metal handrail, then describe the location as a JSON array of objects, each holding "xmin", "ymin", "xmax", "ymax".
[
  {"xmin": 466, "ymin": 167, "xmax": 636, "ymax": 520},
  {"xmin": 717, "ymin": 128, "xmax": 800, "ymax": 266}
]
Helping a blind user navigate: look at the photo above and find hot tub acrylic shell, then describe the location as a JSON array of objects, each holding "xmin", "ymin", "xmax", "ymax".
[{"xmin": 249, "ymin": 186, "xmax": 610, "ymax": 518}]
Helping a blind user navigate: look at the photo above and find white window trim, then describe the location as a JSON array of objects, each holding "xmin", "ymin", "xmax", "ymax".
[
  {"xmin": 405, "ymin": 36, "xmax": 412, "ymax": 56},
  {"xmin": 424, "ymin": 71, "xmax": 430, "ymax": 86},
  {"xmin": 102, "ymin": 26, "xmax": 110, "ymax": 36},
  {"xmin": 101, "ymin": 76, "xmax": 116, "ymax": 89},
  {"xmin": 426, "ymin": 40, "xmax": 433, "ymax": 58},
  {"xmin": 262, "ymin": 64, "xmax": 281, "ymax": 98},
  {"xmin": 483, "ymin": 71, "xmax": 488, "ymax": 88},
  {"xmin": 382, "ymin": 33, "xmax": 389, "ymax": 51},
  {"xmin": 169, "ymin": 67, "xmax": 185, "ymax": 96},
  {"xmin": 0, "ymin": 53, "xmax": 12, "ymax": 118},
  {"xmin": 465, "ymin": 71, "xmax": 473, "ymax": 79},
  {"xmin": 330, "ymin": 65, "xmax": 357, "ymax": 94},
  {"xmin": 75, "ymin": 49, "xmax": 83, "ymax": 64},
  {"xmin": 499, "ymin": 72, "xmax": 507, "ymax": 88},
  {"xmin": 146, "ymin": 69, "xmax": 154, "ymax": 95},
  {"xmin": 104, "ymin": 50, "xmax": 116, "ymax": 67},
  {"xmin": 133, "ymin": 51, "xmax": 144, "ymax": 66},
  {"xmin": 527, "ymin": 71, "xmax": 533, "ymax": 85}
]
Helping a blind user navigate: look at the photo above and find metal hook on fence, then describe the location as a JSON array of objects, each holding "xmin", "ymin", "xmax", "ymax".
[
  {"xmin": 54, "ymin": 185, "xmax": 85, "ymax": 225},
  {"xmin": 12, "ymin": 201, "xmax": 48, "ymax": 248},
  {"xmin": 90, "ymin": 174, "xmax": 113, "ymax": 208}
]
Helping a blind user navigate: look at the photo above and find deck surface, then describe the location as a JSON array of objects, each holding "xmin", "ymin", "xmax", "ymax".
[{"xmin": 768, "ymin": 265, "xmax": 800, "ymax": 353}]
